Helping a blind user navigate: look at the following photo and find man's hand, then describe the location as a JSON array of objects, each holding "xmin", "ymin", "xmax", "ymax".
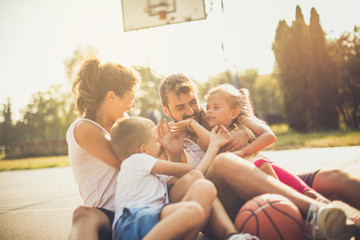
[
  {"xmin": 157, "ymin": 118, "xmax": 185, "ymax": 162},
  {"xmin": 222, "ymin": 129, "xmax": 250, "ymax": 152}
]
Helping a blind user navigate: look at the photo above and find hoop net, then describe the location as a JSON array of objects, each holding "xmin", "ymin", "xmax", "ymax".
[{"xmin": 158, "ymin": 10, "xmax": 167, "ymax": 20}]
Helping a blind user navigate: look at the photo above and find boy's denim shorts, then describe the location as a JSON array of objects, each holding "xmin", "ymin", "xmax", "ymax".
[{"xmin": 114, "ymin": 204, "xmax": 166, "ymax": 240}]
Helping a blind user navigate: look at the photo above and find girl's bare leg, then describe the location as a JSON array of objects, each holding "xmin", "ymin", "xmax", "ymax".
[{"xmin": 258, "ymin": 161, "xmax": 279, "ymax": 180}]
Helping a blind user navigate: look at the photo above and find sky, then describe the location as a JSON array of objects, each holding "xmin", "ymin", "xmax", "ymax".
[{"xmin": 0, "ymin": 0, "xmax": 359, "ymax": 120}]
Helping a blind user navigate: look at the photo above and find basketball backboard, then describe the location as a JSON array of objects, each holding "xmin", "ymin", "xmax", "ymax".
[{"xmin": 121, "ymin": 0, "xmax": 206, "ymax": 31}]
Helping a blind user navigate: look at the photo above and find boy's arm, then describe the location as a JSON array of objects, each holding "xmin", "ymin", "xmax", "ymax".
[
  {"xmin": 150, "ymin": 159, "xmax": 194, "ymax": 177},
  {"xmin": 233, "ymin": 117, "xmax": 276, "ymax": 157},
  {"xmin": 196, "ymin": 125, "xmax": 231, "ymax": 175}
]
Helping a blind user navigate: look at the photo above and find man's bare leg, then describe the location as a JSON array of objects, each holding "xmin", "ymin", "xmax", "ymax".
[
  {"xmin": 206, "ymin": 152, "xmax": 357, "ymax": 239},
  {"xmin": 312, "ymin": 169, "xmax": 360, "ymax": 210},
  {"xmin": 206, "ymin": 152, "xmax": 319, "ymax": 219},
  {"xmin": 169, "ymin": 169, "xmax": 243, "ymax": 239}
]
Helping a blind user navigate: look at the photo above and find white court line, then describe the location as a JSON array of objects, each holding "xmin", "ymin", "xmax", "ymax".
[
  {"xmin": 0, "ymin": 207, "xmax": 77, "ymax": 214},
  {"xmin": 0, "ymin": 195, "xmax": 80, "ymax": 208}
]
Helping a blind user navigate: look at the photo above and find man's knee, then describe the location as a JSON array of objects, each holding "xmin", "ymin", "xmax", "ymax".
[
  {"xmin": 209, "ymin": 152, "xmax": 252, "ymax": 177},
  {"xmin": 313, "ymin": 169, "xmax": 350, "ymax": 198},
  {"xmin": 316, "ymin": 169, "xmax": 349, "ymax": 185}
]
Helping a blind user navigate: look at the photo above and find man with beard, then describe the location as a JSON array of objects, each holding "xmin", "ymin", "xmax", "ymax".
[{"xmin": 158, "ymin": 73, "xmax": 359, "ymax": 239}]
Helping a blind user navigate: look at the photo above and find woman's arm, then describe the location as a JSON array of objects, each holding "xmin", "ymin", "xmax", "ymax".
[
  {"xmin": 233, "ymin": 116, "xmax": 276, "ymax": 157},
  {"xmin": 74, "ymin": 121, "xmax": 121, "ymax": 169}
]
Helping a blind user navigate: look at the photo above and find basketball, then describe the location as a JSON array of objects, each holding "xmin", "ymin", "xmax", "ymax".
[{"xmin": 235, "ymin": 194, "xmax": 304, "ymax": 240}]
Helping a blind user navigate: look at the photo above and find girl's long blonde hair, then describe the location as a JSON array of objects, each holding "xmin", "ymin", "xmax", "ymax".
[{"xmin": 205, "ymin": 83, "xmax": 264, "ymax": 141}]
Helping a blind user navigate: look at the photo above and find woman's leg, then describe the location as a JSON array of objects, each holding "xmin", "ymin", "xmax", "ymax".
[{"xmin": 69, "ymin": 206, "xmax": 112, "ymax": 240}]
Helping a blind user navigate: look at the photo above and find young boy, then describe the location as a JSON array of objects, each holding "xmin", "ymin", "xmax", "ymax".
[{"xmin": 110, "ymin": 117, "xmax": 259, "ymax": 240}]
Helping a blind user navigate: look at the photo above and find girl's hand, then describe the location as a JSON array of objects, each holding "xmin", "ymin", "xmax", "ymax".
[
  {"xmin": 169, "ymin": 119, "xmax": 191, "ymax": 135},
  {"xmin": 209, "ymin": 125, "xmax": 231, "ymax": 149}
]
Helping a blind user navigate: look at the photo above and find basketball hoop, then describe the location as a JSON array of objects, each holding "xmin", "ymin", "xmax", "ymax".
[{"xmin": 158, "ymin": 10, "xmax": 167, "ymax": 20}]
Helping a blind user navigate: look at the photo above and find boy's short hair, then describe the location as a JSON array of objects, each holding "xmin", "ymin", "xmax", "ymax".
[
  {"xmin": 111, "ymin": 117, "xmax": 155, "ymax": 161},
  {"xmin": 159, "ymin": 73, "xmax": 198, "ymax": 108}
]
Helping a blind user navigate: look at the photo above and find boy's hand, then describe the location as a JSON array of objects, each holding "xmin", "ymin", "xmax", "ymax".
[
  {"xmin": 208, "ymin": 125, "xmax": 231, "ymax": 149},
  {"xmin": 169, "ymin": 119, "xmax": 191, "ymax": 135},
  {"xmin": 157, "ymin": 118, "xmax": 185, "ymax": 162}
]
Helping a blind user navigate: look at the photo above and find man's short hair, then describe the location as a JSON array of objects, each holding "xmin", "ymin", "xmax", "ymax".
[
  {"xmin": 111, "ymin": 117, "xmax": 155, "ymax": 161},
  {"xmin": 159, "ymin": 73, "xmax": 198, "ymax": 107}
]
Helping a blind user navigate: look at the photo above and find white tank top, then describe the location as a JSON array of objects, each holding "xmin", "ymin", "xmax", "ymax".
[{"xmin": 66, "ymin": 118, "xmax": 119, "ymax": 211}]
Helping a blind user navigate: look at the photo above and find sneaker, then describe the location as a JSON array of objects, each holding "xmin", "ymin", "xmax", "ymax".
[
  {"xmin": 305, "ymin": 201, "xmax": 355, "ymax": 240},
  {"xmin": 226, "ymin": 233, "xmax": 260, "ymax": 240}
]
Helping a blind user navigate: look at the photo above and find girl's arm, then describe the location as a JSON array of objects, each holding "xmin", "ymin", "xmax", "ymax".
[
  {"xmin": 233, "ymin": 116, "xmax": 276, "ymax": 157},
  {"xmin": 196, "ymin": 125, "xmax": 231, "ymax": 175},
  {"xmin": 171, "ymin": 119, "xmax": 211, "ymax": 149},
  {"xmin": 74, "ymin": 121, "xmax": 121, "ymax": 168}
]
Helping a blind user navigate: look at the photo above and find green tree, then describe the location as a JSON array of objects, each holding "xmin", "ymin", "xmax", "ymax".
[
  {"xmin": 0, "ymin": 98, "xmax": 14, "ymax": 146},
  {"xmin": 253, "ymin": 74, "xmax": 283, "ymax": 123},
  {"xmin": 129, "ymin": 66, "xmax": 164, "ymax": 118},
  {"xmin": 328, "ymin": 26, "xmax": 360, "ymax": 129},
  {"xmin": 273, "ymin": 6, "xmax": 338, "ymax": 131},
  {"xmin": 309, "ymin": 7, "xmax": 338, "ymax": 129},
  {"xmin": 18, "ymin": 85, "xmax": 76, "ymax": 142},
  {"xmin": 63, "ymin": 45, "xmax": 98, "ymax": 82}
]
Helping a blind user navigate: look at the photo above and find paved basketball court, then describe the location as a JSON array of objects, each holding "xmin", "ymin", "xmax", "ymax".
[{"xmin": 0, "ymin": 146, "xmax": 359, "ymax": 240}]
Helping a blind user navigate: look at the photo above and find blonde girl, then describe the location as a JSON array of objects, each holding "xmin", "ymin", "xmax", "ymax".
[{"xmin": 172, "ymin": 84, "xmax": 326, "ymax": 201}]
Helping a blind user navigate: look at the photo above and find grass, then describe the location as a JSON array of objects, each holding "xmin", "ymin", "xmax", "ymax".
[
  {"xmin": 0, "ymin": 125, "xmax": 359, "ymax": 171},
  {"xmin": 269, "ymin": 124, "xmax": 360, "ymax": 150},
  {"xmin": 0, "ymin": 155, "xmax": 69, "ymax": 171}
]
